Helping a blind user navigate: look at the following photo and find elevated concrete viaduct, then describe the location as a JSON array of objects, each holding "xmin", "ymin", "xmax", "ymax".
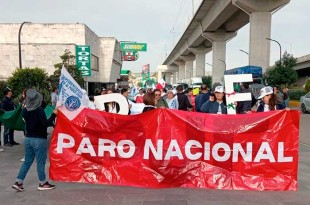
[{"xmin": 158, "ymin": 0, "xmax": 290, "ymax": 85}]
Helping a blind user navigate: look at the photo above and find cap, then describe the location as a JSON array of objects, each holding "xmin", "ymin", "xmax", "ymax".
[
  {"xmin": 257, "ymin": 86, "xmax": 273, "ymax": 99},
  {"xmin": 214, "ymin": 86, "xmax": 224, "ymax": 93}
]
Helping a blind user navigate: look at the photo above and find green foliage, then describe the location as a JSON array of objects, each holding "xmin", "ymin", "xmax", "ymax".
[
  {"xmin": 305, "ymin": 79, "xmax": 310, "ymax": 92},
  {"xmin": 48, "ymin": 50, "xmax": 84, "ymax": 89},
  {"xmin": 0, "ymin": 80, "xmax": 7, "ymax": 92},
  {"xmin": 202, "ymin": 76, "xmax": 212, "ymax": 88},
  {"xmin": 7, "ymin": 68, "xmax": 49, "ymax": 103},
  {"xmin": 288, "ymin": 89, "xmax": 307, "ymax": 101},
  {"xmin": 263, "ymin": 52, "xmax": 298, "ymax": 86}
]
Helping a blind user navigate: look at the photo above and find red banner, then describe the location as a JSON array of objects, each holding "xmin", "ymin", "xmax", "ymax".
[{"xmin": 49, "ymin": 109, "xmax": 300, "ymax": 191}]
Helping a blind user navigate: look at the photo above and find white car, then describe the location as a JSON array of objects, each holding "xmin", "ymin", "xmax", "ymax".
[{"xmin": 300, "ymin": 92, "xmax": 310, "ymax": 113}]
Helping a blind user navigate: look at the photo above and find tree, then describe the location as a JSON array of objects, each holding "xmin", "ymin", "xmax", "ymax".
[
  {"xmin": 263, "ymin": 51, "xmax": 298, "ymax": 86},
  {"xmin": 202, "ymin": 76, "xmax": 212, "ymax": 89},
  {"xmin": 7, "ymin": 68, "xmax": 49, "ymax": 103},
  {"xmin": 48, "ymin": 50, "xmax": 84, "ymax": 89}
]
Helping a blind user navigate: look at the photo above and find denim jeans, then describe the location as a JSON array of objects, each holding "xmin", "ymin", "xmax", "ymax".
[
  {"xmin": 3, "ymin": 125, "xmax": 14, "ymax": 144},
  {"xmin": 16, "ymin": 137, "xmax": 47, "ymax": 184}
]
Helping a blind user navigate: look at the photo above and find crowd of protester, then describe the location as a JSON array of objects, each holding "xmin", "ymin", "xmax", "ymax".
[
  {"xmin": 0, "ymin": 83, "xmax": 290, "ymax": 192},
  {"xmin": 86, "ymin": 82, "xmax": 289, "ymax": 115}
]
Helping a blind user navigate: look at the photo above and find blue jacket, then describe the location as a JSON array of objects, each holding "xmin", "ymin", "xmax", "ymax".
[
  {"xmin": 195, "ymin": 92, "xmax": 211, "ymax": 112},
  {"xmin": 256, "ymin": 102, "xmax": 285, "ymax": 112},
  {"xmin": 200, "ymin": 101, "xmax": 227, "ymax": 114}
]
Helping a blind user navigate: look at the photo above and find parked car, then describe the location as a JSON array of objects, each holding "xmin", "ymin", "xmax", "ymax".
[{"xmin": 300, "ymin": 92, "xmax": 310, "ymax": 113}]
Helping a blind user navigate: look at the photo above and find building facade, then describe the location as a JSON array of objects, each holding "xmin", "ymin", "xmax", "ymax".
[{"xmin": 0, "ymin": 23, "xmax": 122, "ymax": 92}]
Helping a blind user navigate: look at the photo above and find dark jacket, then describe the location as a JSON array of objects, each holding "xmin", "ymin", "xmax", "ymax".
[
  {"xmin": 236, "ymin": 89, "xmax": 256, "ymax": 114},
  {"xmin": 256, "ymin": 102, "xmax": 285, "ymax": 112},
  {"xmin": 142, "ymin": 106, "xmax": 156, "ymax": 113},
  {"xmin": 22, "ymin": 107, "xmax": 56, "ymax": 139},
  {"xmin": 195, "ymin": 92, "xmax": 211, "ymax": 112},
  {"xmin": 200, "ymin": 101, "xmax": 227, "ymax": 114},
  {"xmin": 177, "ymin": 93, "xmax": 193, "ymax": 111},
  {"xmin": 2, "ymin": 96, "xmax": 15, "ymax": 111}
]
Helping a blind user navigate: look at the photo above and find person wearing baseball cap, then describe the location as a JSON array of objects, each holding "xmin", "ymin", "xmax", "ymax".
[
  {"xmin": 256, "ymin": 86, "xmax": 286, "ymax": 112},
  {"xmin": 200, "ymin": 86, "xmax": 227, "ymax": 114}
]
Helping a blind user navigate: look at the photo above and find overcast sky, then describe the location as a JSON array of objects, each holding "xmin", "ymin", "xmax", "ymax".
[{"xmin": 0, "ymin": 0, "xmax": 309, "ymax": 73}]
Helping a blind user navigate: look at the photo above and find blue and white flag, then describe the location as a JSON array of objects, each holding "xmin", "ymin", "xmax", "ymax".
[{"xmin": 57, "ymin": 65, "xmax": 88, "ymax": 120}]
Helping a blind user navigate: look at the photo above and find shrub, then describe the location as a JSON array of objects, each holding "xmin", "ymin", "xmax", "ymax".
[
  {"xmin": 305, "ymin": 79, "xmax": 310, "ymax": 92},
  {"xmin": 288, "ymin": 89, "xmax": 307, "ymax": 101}
]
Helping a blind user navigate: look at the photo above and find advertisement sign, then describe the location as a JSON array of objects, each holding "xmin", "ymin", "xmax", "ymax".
[
  {"xmin": 120, "ymin": 42, "xmax": 147, "ymax": 52},
  {"xmin": 50, "ymin": 109, "xmax": 299, "ymax": 191},
  {"xmin": 75, "ymin": 45, "xmax": 91, "ymax": 76},
  {"xmin": 121, "ymin": 51, "xmax": 139, "ymax": 61}
]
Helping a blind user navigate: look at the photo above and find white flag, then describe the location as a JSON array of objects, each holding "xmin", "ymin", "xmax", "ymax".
[{"xmin": 57, "ymin": 65, "xmax": 88, "ymax": 120}]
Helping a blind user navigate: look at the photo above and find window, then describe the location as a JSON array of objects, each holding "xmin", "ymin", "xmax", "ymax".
[
  {"xmin": 306, "ymin": 93, "xmax": 310, "ymax": 98},
  {"xmin": 91, "ymin": 54, "xmax": 99, "ymax": 71}
]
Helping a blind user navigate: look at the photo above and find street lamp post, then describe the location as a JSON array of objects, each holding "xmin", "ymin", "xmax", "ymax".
[
  {"xmin": 217, "ymin": 59, "xmax": 226, "ymax": 70},
  {"xmin": 18, "ymin": 21, "xmax": 31, "ymax": 69},
  {"xmin": 266, "ymin": 37, "xmax": 282, "ymax": 64}
]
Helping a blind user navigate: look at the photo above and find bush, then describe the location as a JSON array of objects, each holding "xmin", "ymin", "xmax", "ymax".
[
  {"xmin": 288, "ymin": 89, "xmax": 307, "ymax": 101},
  {"xmin": 7, "ymin": 68, "xmax": 50, "ymax": 104},
  {"xmin": 305, "ymin": 79, "xmax": 310, "ymax": 92}
]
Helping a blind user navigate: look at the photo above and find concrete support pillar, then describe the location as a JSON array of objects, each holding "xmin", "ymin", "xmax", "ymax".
[
  {"xmin": 180, "ymin": 55, "xmax": 195, "ymax": 79},
  {"xmin": 174, "ymin": 60, "xmax": 185, "ymax": 82},
  {"xmin": 203, "ymin": 30, "xmax": 237, "ymax": 84},
  {"xmin": 189, "ymin": 47, "xmax": 212, "ymax": 77},
  {"xmin": 233, "ymin": 0, "xmax": 290, "ymax": 72},
  {"xmin": 172, "ymin": 72, "xmax": 177, "ymax": 84}
]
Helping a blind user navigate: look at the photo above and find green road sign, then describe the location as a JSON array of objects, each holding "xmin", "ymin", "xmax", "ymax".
[
  {"xmin": 75, "ymin": 45, "xmax": 91, "ymax": 76},
  {"xmin": 120, "ymin": 42, "xmax": 147, "ymax": 52}
]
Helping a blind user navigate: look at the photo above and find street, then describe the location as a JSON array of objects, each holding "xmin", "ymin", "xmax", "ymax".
[{"xmin": 0, "ymin": 112, "xmax": 309, "ymax": 205}]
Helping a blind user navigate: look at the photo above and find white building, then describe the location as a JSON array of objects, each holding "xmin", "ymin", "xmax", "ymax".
[{"xmin": 0, "ymin": 23, "xmax": 122, "ymax": 93}]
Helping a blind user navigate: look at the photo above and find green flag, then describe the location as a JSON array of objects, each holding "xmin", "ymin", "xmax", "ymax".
[
  {"xmin": 0, "ymin": 104, "xmax": 25, "ymax": 131},
  {"xmin": 0, "ymin": 105, "xmax": 55, "ymax": 131}
]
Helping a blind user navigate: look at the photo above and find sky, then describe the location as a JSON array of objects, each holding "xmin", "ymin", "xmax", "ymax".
[{"xmin": 0, "ymin": 0, "xmax": 309, "ymax": 73}]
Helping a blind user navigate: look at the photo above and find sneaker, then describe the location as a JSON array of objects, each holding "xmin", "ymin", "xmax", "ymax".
[
  {"xmin": 38, "ymin": 181, "xmax": 55, "ymax": 191},
  {"xmin": 12, "ymin": 182, "xmax": 24, "ymax": 192},
  {"xmin": 0, "ymin": 148, "xmax": 4, "ymax": 152},
  {"xmin": 20, "ymin": 157, "xmax": 25, "ymax": 162},
  {"xmin": 11, "ymin": 141, "xmax": 20, "ymax": 145}
]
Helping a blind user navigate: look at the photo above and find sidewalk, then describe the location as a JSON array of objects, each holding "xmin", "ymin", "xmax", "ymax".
[{"xmin": 0, "ymin": 126, "xmax": 310, "ymax": 205}]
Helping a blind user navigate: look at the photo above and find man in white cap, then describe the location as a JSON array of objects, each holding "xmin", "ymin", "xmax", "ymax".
[{"xmin": 200, "ymin": 86, "xmax": 227, "ymax": 114}]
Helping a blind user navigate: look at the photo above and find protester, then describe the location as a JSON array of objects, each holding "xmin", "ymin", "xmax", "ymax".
[
  {"xmin": 88, "ymin": 96, "xmax": 96, "ymax": 110},
  {"xmin": 142, "ymin": 92, "xmax": 156, "ymax": 112},
  {"xmin": 104, "ymin": 89, "xmax": 120, "ymax": 113},
  {"xmin": 257, "ymin": 86, "xmax": 286, "ymax": 112},
  {"xmin": 121, "ymin": 88, "xmax": 132, "ymax": 114},
  {"xmin": 273, "ymin": 86, "xmax": 284, "ymax": 104},
  {"xmin": 101, "ymin": 88, "xmax": 107, "ymax": 95},
  {"xmin": 236, "ymin": 83, "xmax": 256, "ymax": 114},
  {"xmin": 282, "ymin": 87, "xmax": 290, "ymax": 108},
  {"xmin": 200, "ymin": 86, "xmax": 227, "ymax": 114},
  {"xmin": 2, "ymin": 87, "xmax": 18, "ymax": 147},
  {"xmin": 165, "ymin": 90, "xmax": 178, "ymax": 109},
  {"xmin": 12, "ymin": 89, "xmax": 57, "ymax": 192},
  {"xmin": 176, "ymin": 85, "xmax": 192, "ymax": 111},
  {"xmin": 154, "ymin": 89, "xmax": 168, "ymax": 108},
  {"xmin": 134, "ymin": 88, "xmax": 144, "ymax": 103},
  {"xmin": 195, "ymin": 84, "xmax": 211, "ymax": 112},
  {"xmin": 187, "ymin": 88, "xmax": 196, "ymax": 111},
  {"xmin": 51, "ymin": 87, "xmax": 58, "ymax": 106}
]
